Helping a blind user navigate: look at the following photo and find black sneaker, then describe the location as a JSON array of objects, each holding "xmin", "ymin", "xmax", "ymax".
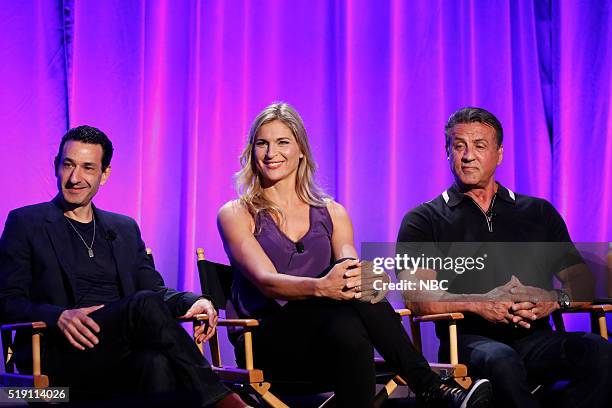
[{"xmin": 419, "ymin": 378, "xmax": 492, "ymax": 408}]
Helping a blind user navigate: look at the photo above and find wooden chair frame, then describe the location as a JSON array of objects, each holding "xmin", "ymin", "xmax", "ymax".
[
  {"xmin": 407, "ymin": 305, "xmax": 612, "ymax": 396},
  {"xmin": 1, "ymin": 321, "xmax": 49, "ymax": 388},
  {"xmin": 408, "ymin": 312, "xmax": 472, "ymax": 388},
  {"xmin": 190, "ymin": 313, "xmax": 293, "ymax": 408},
  {"xmin": 370, "ymin": 309, "xmax": 472, "ymax": 403},
  {"xmin": 361, "ymin": 310, "xmax": 472, "ymax": 393},
  {"xmin": 552, "ymin": 304, "xmax": 612, "ymax": 339}
]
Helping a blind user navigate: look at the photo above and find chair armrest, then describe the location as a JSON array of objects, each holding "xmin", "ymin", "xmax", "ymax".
[
  {"xmin": 1, "ymin": 322, "xmax": 47, "ymax": 332},
  {"xmin": 179, "ymin": 313, "xmax": 210, "ymax": 323},
  {"xmin": 559, "ymin": 304, "xmax": 612, "ymax": 339},
  {"xmin": 187, "ymin": 315, "xmax": 259, "ymax": 370},
  {"xmin": 413, "ymin": 312, "xmax": 464, "ymax": 323},
  {"xmin": 410, "ymin": 313, "xmax": 464, "ymax": 365},
  {"xmin": 217, "ymin": 319, "xmax": 259, "ymax": 327},
  {"xmin": 213, "ymin": 318, "xmax": 259, "ymax": 370},
  {"xmin": 180, "ymin": 314, "xmax": 259, "ymax": 327},
  {"xmin": 563, "ymin": 304, "xmax": 612, "ymax": 313}
]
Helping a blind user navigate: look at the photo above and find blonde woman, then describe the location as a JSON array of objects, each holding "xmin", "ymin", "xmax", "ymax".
[{"xmin": 218, "ymin": 102, "xmax": 491, "ymax": 407}]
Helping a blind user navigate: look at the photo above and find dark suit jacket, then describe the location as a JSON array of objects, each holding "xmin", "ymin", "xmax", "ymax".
[{"xmin": 0, "ymin": 197, "xmax": 200, "ymax": 328}]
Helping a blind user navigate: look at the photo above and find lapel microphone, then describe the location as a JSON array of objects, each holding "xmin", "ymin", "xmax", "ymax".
[{"xmin": 295, "ymin": 241, "xmax": 305, "ymax": 253}]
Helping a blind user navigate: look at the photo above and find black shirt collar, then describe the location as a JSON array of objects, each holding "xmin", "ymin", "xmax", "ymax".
[{"xmin": 442, "ymin": 182, "xmax": 516, "ymax": 207}]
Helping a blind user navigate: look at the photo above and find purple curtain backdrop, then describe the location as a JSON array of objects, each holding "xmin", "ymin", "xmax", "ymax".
[{"xmin": 1, "ymin": 1, "xmax": 611, "ymax": 361}]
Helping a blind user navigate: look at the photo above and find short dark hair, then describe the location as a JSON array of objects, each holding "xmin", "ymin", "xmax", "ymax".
[
  {"xmin": 54, "ymin": 125, "xmax": 114, "ymax": 172},
  {"xmin": 445, "ymin": 107, "xmax": 503, "ymax": 151}
]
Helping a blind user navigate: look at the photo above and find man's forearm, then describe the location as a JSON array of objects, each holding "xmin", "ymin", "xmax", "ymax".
[{"xmin": 404, "ymin": 291, "xmax": 478, "ymax": 315}]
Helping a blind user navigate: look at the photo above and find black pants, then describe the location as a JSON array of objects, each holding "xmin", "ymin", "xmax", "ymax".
[
  {"xmin": 240, "ymin": 298, "xmax": 439, "ymax": 408},
  {"xmin": 440, "ymin": 330, "xmax": 612, "ymax": 408},
  {"xmin": 40, "ymin": 290, "xmax": 229, "ymax": 407}
]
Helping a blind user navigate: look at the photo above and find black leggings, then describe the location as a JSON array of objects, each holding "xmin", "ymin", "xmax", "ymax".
[{"xmin": 240, "ymin": 298, "xmax": 439, "ymax": 407}]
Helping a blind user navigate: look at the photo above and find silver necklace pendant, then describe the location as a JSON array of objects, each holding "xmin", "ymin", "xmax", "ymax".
[{"xmin": 66, "ymin": 216, "xmax": 96, "ymax": 259}]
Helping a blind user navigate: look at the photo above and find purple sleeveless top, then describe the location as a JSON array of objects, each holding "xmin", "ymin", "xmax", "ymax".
[{"xmin": 231, "ymin": 205, "xmax": 334, "ymax": 319}]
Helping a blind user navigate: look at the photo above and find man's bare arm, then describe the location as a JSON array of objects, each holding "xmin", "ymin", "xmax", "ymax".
[{"xmin": 400, "ymin": 269, "xmax": 529, "ymax": 327}]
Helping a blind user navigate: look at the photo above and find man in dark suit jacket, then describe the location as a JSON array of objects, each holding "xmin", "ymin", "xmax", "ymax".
[{"xmin": 0, "ymin": 126, "xmax": 247, "ymax": 407}]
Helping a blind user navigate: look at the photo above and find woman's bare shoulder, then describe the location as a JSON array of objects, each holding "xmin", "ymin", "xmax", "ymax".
[
  {"xmin": 325, "ymin": 199, "xmax": 349, "ymax": 218},
  {"xmin": 218, "ymin": 199, "xmax": 253, "ymax": 226}
]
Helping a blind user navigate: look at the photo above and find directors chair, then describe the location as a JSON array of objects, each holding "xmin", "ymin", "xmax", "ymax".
[{"xmin": 194, "ymin": 248, "xmax": 411, "ymax": 408}]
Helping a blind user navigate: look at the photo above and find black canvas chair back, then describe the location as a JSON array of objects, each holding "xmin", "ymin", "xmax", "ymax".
[{"xmin": 195, "ymin": 248, "xmax": 234, "ymax": 310}]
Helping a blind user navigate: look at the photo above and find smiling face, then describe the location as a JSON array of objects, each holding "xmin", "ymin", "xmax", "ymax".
[
  {"xmin": 56, "ymin": 140, "xmax": 110, "ymax": 209},
  {"xmin": 253, "ymin": 120, "xmax": 303, "ymax": 186},
  {"xmin": 448, "ymin": 122, "xmax": 503, "ymax": 188}
]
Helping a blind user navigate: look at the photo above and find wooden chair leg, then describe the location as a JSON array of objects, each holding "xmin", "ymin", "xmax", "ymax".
[
  {"xmin": 448, "ymin": 321, "xmax": 458, "ymax": 365},
  {"xmin": 454, "ymin": 376, "xmax": 472, "ymax": 389},
  {"xmin": 371, "ymin": 374, "xmax": 409, "ymax": 407},
  {"xmin": 32, "ymin": 333, "xmax": 42, "ymax": 376},
  {"xmin": 192, "ymin": 321, "xmax": 204, "ymax": 355},
  {"xmin": 590, "ymin": 312, "xmax": 608, "ymax": 340},
  {"xmin": 372, "ymin": 378, "xmax": 399, "ymax": 408},
  {"xmin": 208, "ymin": 332, "xmax": 222, "ymax": 367},
  {"xmin": 383, "ymin": 378, "xmax": 398, "ymax": 396},
  {"xmin": 243, "ymin": 331, "xmax": 254, "ymax": 370},
  {"xmin": 409, "ymin": 317, "xmax": 423, "ymax": 353},
  {"xmin": 250, "ymin": 382, "xmax": 289, "ymax": 408},
  {"xmin": 598, "ymin": 315, "xmax": 609, "ymax": 340}
]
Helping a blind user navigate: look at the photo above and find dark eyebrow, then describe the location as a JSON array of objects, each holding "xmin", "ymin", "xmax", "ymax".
[
  {"xmin": 62, "ymin": 157, "xmax": 98, "ymax": 167},
  {"xmin": 452, "ymin": 137, "xmax": 488, "ymax": 144}
]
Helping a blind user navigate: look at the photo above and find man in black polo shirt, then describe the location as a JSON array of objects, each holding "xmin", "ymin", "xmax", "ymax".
[
  {"xmin": 397, "ymin": 107, "xmax": 612, "ymax": 407},
  {"xmin": 0, "ymin": 126, "xmax": 247, "ymax": 407}
]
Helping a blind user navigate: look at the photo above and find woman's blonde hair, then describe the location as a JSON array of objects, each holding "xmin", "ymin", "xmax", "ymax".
[{"xmin": 236, "ymin": 102, "xmax": 329, "ymax": 226}]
